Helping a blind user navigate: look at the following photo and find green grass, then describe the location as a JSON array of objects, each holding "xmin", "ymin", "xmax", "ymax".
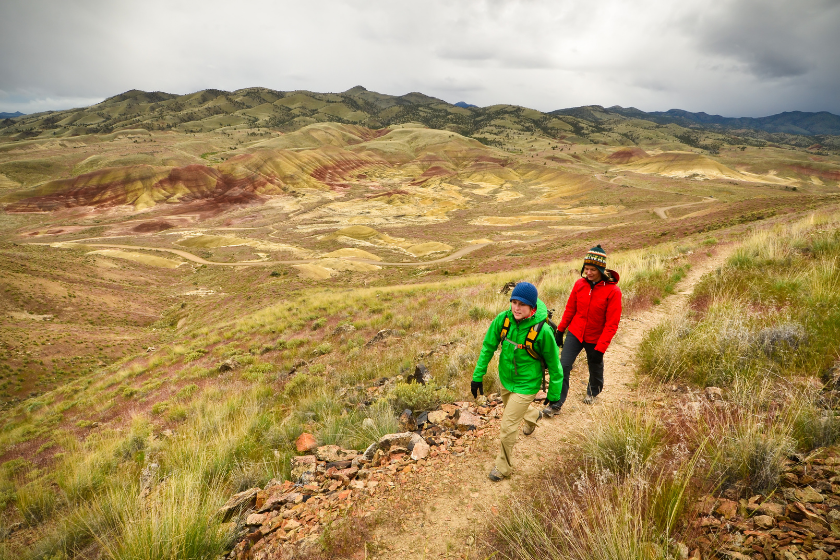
[
  {"xmin": 581, "ymin": 407, "xmax": 665, "ymax": 475},
  {"xmin": 16, "ymin": 480, "xmax": 57, "ymax": 525},
  {"xmin": 711, "ymin": 415, "xmax": 793, "ymax": 494},
  {"xmin": 640, "ymin": 212, "xmax": 840, "ymax": 386},
  {"xmin": 390, "ymin": 381, "xmax": 456, "ymax": 412},
  {"xmin": 487, "ymin": 449, "xmax": 699, "ymax": 560},
  {"xmin": 0, "ymin": 228, "xmax": 729, "ymax": 558}
]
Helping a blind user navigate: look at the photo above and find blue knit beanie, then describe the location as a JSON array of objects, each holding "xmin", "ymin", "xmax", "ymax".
[{"xmin": 510, "ymin": 282, "xmax": 538, "ymax": 308}]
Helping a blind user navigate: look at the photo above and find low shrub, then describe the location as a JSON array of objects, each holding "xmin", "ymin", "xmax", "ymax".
[
  {"xmin": 96, "ymin": 472, "xmax": 235, "ymax": 560},
  {"xmin": 343, "ymin": 399, "xmax": 400, "ymax": 449},
  {"xmin": 311, "ymin": 342, "xmax": 333, "ymax": 356},
  {"xmin": 581, "ymin": 408, "xmax": 664, "ymax": 475},
  {"xmin": 167, "ymin": 405, "xmax": 188, "ymax": 423},
  {"xmin": 176, "ymin": 383, "xmax": 198, "ymax": 400},
  {"xmin": 468, "ymin": 306, "xmax": 494, "ymax": 321},
  {"xmin": 712, "ymin": 421, "xmax": 793, "ymax": 494},
  {"xmin": 183, "ymin": 349, "xmax": 207, "ymax": 363},
  {"xmin": 791, "ymin": 406, "xmax": 840, "ymax": 452},
  {"xmin": 16, "ymin": 481, "xmax": 57, "ymax": 525},
  {"xmin": 390, "ymin": 381, "xmax": 455, "ymax": 412},
  {"xmin": 283, "ymin": 374, "xmax": 324, "ymax": 400}
]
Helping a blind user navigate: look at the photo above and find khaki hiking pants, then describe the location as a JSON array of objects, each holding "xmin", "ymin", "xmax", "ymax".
[{"xmin": 495, "ymin": 387, "xmax": 541, "ymax": 477}]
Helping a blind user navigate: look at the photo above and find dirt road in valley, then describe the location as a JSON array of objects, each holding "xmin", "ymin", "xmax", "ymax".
[
  {"xmin": 367, "ymin": 245, "xmax": 735, "ymax": 559},
  {"xmin": 598, "ymin": 173, "xmax": 719, "ymax": 220},
  {"xmin": 654, "ymin": 197, "xmax": 717, "ymax": 219}
]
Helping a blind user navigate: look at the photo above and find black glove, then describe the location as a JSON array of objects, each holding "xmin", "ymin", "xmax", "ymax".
[
  {"xmin": 555, "ymin": 329, "xmax": 565, "ymax": 348},
  {"xmin": 471, "ymin": 381, "xmax": 484, "ymax": 398}
]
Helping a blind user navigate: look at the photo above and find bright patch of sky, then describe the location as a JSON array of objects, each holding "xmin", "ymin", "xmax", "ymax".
[{"xmin": 1, "ymin": 0, "xmax": 838, "ymax": 116}]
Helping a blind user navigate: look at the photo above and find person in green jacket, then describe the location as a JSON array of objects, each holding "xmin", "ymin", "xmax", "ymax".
[{"xmin": 472, "ymin": 282, "xmax": 563, "ymax": 481}]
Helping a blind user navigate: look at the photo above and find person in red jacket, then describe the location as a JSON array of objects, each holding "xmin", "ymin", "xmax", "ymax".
[{"xmin": 543, "ymin": 245, "xmax": 622, "ymax": 415}]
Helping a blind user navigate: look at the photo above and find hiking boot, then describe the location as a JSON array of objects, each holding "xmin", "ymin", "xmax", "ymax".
[
  {"xmin": 541, "ymin": 403, "xmax": 562, "ymax": 418},
  {"xmin": 583, "ymin": 394, "xmax": 597, "ymax": 405},
  {"xmin": 522, "ymin": 421, "xmax": 536, "ymax": 435},
  {"xmin": 488, "ymin": 467, "xmax": 506, "ymax": 482}
]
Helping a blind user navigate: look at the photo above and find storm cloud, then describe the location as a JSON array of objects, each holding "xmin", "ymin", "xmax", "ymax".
[{"xmin": 1, "ymin": 0, "xmax": 838, "ymax": 117}]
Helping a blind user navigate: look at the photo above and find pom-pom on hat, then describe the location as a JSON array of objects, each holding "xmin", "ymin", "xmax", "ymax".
[
  {"xmin": 582, "ymin": 245, "xmax": 607, "ymax": 276},
  {"xmin": 509, "ymin": 282, "xmax": 538, "ymax": 309}
]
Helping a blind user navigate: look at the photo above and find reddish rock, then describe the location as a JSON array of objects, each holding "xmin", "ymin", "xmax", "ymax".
[
  {"xmin": 716, "ymin": 499, "xmax": 738, "ymax": 519},
  {"xmin": 795, "ymin": 486, "xmax": 825, "ymax": 503},
  {"xmin": 427, "ymin": 410, "xmax": 448, "ymax": 424},
  {"xmin": 411, "ymin": 439, "xmax": 430, "ymax": 460},
  {"xmin": 754, "ymin": 515, "xmax": 774, "ymax": 529},
  {"xmin": 440, "ymin": 404, "xmax": 459, "ymax": 415},
  {"xmin": 295, "ymin": 433, "xmax": 318, "ymax": 453},
  {"xmin": 757, "ymin": 502, "xmax": 785, "ymax": 517},
  {"xmin": 456, "ymin": 410, "xmax": 480, "ymax": 431}
]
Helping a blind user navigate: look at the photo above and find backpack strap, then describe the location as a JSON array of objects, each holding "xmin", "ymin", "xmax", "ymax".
[
  {"xmin": 500, "ymin": 317, "xmax": 547, "ymax": 368},
  {"xmin": 524, "ymin": 320, "xmax": 547, "ymax": 366},
  {"xmin": 499, "ymin": 316, "xmax": 511, "ymax": 341}
]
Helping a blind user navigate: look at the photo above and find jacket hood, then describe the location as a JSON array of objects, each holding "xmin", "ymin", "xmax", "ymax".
[{"xmin": 579, "ymin": 269, "xmax": 620, "ymax": 284}]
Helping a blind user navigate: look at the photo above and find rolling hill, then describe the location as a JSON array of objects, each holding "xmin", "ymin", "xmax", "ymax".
[{"xmin": 2, "ymin": 86, "xmax": 839, "ymax": 154}]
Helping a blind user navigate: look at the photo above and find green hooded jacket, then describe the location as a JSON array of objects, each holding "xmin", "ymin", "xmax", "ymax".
[{"xmin": 473, "ymin": 299, "xmax": 563, "ymax": 401}]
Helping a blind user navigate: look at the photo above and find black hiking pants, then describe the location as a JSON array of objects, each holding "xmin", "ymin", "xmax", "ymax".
[{"xmin": 558, "ymin": 332, "xmax": 604, "ymax": 407}]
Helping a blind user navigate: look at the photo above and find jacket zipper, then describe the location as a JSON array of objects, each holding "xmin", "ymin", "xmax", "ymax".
[{"xmin": 583, "ymin": 280, "xmax": 604, "ymax": 341}]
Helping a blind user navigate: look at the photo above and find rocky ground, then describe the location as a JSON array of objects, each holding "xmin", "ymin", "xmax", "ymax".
[
  {"xmin": 689, "ymin": 448, "xmax": 840, "ymax": 560},
  {"xmin": 221, "ymin": 395, "xmax": 501, "ymax": 559}
]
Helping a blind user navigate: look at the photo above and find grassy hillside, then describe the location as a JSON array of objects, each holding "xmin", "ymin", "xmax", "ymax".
[
  {"xmin": 0, "ymin": 216, "xmax": 738, "ymax": 559},
  {"xmin": 486, "ymin": 208, "xmax": 840, "ymax": 560}
]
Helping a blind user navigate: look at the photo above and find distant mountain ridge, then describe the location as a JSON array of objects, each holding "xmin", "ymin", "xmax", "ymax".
[
  {"xmin": 553, "ymin": 105, "xmax": 840, "ymax": 136},
  {"xmin": 0, "ymin": 111, "xmax": 25, "ymax": 119},
  {"xmin": 1, "ymin": 86, "xmax": 838, "ymax": 151}
]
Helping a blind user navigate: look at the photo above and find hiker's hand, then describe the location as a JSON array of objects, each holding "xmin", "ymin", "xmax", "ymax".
[
  {"xmin": 471, "ymin": 381, "xmax": 484, "ymax": 398},
  {"xmin": 555, "ymin": 329, "xmax": 565, "ymax": 347}
]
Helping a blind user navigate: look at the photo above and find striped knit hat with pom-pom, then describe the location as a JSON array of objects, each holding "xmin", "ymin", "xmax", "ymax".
[{"xmin": 582, "ymin": 245, "xmax": 607, "ymax": 275}]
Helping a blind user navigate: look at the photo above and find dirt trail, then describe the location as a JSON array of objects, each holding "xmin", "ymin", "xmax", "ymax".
[
  {"xmin": 369, "ymin": 246, "xmax": 735, "ymax": 559},
  {"xmin": 599, "ymin": 173, "xmax": 719, "ymax": 219},
  {"xmin": 654, "ymin": 197, "xmax": 717, "ymax": 219}
]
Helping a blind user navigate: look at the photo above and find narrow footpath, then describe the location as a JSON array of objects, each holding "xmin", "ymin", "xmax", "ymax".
[{"xmin": 366, "ymin": 245, "xmax": 735, "ymax": 559}]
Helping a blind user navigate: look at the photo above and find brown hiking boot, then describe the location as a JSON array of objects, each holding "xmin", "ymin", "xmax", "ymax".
[{"xmin": 488, "ymin": 467, "xmax": 506, "ymax": 482}]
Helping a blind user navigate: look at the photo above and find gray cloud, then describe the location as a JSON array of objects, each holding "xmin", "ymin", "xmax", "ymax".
[{"xmin": 0, "ymin": 0, "xmax": 838, "ymax": 117}]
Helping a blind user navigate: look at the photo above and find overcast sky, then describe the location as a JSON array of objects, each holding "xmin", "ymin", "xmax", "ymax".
[{"xmin": 1, "ymin": 0, "xmax": 839, "ymax": 117}]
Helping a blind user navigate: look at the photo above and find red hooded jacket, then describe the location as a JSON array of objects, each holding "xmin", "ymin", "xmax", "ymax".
[{"xmin": 556, "ymin": 269, "xmax": 622, "ymax": 353}]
